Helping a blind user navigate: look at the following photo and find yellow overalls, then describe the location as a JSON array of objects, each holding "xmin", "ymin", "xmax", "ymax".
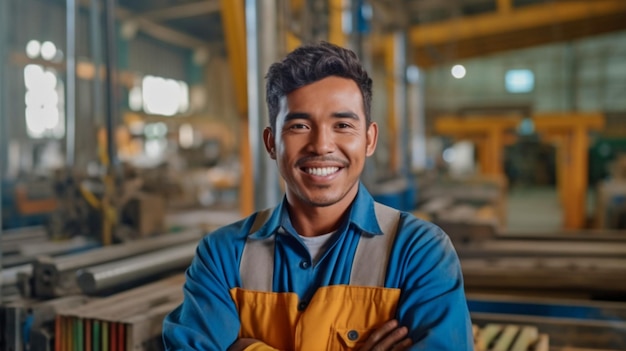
[{"xmin": 229, "ymin": 203, "xmax": 402, "ymax": 350}]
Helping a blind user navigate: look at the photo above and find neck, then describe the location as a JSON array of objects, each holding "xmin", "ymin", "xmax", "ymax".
[{"xmin": 286, "ymin": 187, "xmax": 358, "ymax": 237}]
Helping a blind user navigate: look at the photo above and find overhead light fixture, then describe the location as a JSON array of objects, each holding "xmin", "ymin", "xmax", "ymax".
[{"xmin": 451, "ymin": 64, "xmax": 466, "ymax": 79}]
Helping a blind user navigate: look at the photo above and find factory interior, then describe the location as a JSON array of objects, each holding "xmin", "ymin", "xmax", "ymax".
[{"xmin": 1, "ymin": 0, "xmax": 626, "ymax": 350}]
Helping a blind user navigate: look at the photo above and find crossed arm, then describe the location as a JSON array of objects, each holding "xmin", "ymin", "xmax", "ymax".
[{"xmin": 162, "ymin": 226, "xmax": 473, "ymax": 350}]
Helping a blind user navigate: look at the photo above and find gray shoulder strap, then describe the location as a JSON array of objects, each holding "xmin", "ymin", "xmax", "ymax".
[
  {"xmin": 239, "ymin": 208, "xmax": 274, "ymax": 291},
  {"xmin": 240, "ymin": 203, "xmax": 402, "ymax": 290},
  {"xmin": 350, "ymin": 202, "xmax": 401, "ymax": 286}
]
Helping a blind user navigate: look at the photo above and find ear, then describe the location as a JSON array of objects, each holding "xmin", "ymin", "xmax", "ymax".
[
  {"xmin": 365, "ymin": 122, "xmax": 378, "ymax": 157},
  {"xmin": 263, "ymin": 127, "xmax": 276, "ymax": 159}
]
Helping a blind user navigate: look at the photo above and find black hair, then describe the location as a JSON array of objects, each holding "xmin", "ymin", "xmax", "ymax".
[{"xmin": 265, "ymin": 41, "xmax": 373, "ymax": 131}]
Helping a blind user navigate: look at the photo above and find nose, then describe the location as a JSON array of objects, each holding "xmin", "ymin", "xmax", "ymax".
[{"xmin": 308, "ymin": 127, "xmax": 335, "ymax": 155}]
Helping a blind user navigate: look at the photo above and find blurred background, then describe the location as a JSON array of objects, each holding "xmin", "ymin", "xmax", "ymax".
[{"xmin": 1, "ymin": 0, "xmax": 626, "ymax": 350}]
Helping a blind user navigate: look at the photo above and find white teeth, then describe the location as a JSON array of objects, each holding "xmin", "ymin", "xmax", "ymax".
[{"xmin": 306, "ymin": 167, "xmax": 339, "ymax": 176}]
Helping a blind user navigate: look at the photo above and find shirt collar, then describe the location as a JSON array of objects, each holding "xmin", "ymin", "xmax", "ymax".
[{"xmin": 248, "ymin": 182, "xmax": 384, "ymax": 239}]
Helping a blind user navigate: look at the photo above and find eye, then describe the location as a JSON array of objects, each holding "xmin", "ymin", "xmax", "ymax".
[
  {"xmin": 291, "ymin": 123, "xmax": 307, "ymax": 129},
  {"xmin": 336, "ymin": 122, "xmax": 352, "ymax": 129}
]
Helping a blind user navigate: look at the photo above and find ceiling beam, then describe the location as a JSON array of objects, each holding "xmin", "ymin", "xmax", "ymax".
[
  {"xmin": 408, "ymin": 0, "xmax": 626, "ymax": 67},
  {"xmin": 132, "ymin": 1, "xmax": 220, "ymax": 22},
  {"xmin": 77, "ymin": 0, "xmax": 209, "ymax": 49},
  {"xmin": 410, "ymin": 0, "xmax": 626, "ymax": 48}
]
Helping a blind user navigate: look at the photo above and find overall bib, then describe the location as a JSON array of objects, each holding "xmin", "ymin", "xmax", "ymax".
[{"xmin": 229, "ymin": 203, "xmax": 402, "ymax": 350}]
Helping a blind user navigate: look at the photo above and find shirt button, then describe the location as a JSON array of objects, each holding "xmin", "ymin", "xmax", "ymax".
[
  {"xmin": 347, "ymin": 330, "xmax": 359, "ymax": 341},
  {"xmin": 298, "ymin": 301, "xmax": 308, "ymax": 311},
  {"xmin": 299, "ymin": 261, "xmax": 311, "ymax": 269}
]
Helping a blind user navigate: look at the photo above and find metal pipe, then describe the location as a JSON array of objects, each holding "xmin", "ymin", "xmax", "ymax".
[
  {"xmin": 3, "ymin": 236, "xmax": 90, "ymax": 259},
  {"xmin": 65, "ymin": 0, "xmax": 77, "ymax": 168},
  {"xmin": 33, "ymin": 230, "xmax": 201, "ymax": 297},
  {"xmin": 2, "ymin": 264, "xmax": 33, "ymax": 288},
  {"xmin": 42, "ymin": 230, "xmax": 200, "ymax": 273},
  {"xmin": 1, "ymin": 226, "xmax": 47, "ymax": 243},
  {"xmin": 77, "ymin": 242, "xmax": 197, "ymax": 294}
]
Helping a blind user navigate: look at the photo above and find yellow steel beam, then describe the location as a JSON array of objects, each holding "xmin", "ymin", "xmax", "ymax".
[
  {"xmin": 497, "ymin": 0, "xmax": 512, "ymax": 14},
  {"xmin": 435, "ymin": 113, "xmax": 605, "ymax": 229},
  {"xmin": 329, "ymin": 0, "xmax": 347, "ymax": 46},
  {"xmin": 220, "ymin": 0, "xmax": 254, "ymax": 216},
  {"xmin": 286, "ymin": 0, "xmax": 302, "ymax": 51},
  {"xmin": 220, "ymin": 0, "xmax": 247, "ymax": 115},
  {"xmin": 435, "ymin": 116, "xmax": 522, "ymax": 176},
  {"xmin": 410, "ymin": 0, "xmax": 625, "ymax": 48},
  {"xmin": 434, "ymin": 116, "xmax": 521, "ymax": 134},
  {"xmin": 532, "ymin": 112, "xmax": 605, "ymax": 132},
  {"xmin": 286, "ymin": 32, "xmax": 301, "ymax": 52},
  {"xmin": 533, "ymin": 112, "xmax": 605, "ymax": 229},
  {"xmin": 408, "ymin": 0, "xmax": 626, "ymax": 67}
]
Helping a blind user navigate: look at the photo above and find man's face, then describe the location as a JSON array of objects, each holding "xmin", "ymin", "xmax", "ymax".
[{"xmin": 263, "ymin": 76, "xmax": 378, "ymax": 209}]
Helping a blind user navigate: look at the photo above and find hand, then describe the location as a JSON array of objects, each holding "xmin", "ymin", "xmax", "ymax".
[{"xmin": 359, "ymin": 320, "xmax": 413, "ymax": 351}]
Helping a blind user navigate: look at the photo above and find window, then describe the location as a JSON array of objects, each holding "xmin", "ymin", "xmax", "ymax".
[
  {"xmin": 24, "ymin": 64, "xmax": 65, "ymax": 139},
  {"xmin": 129, "ymin": 75, "xmax": 189, "ymax": 117},
  {"xmin": 24, "ymin": 40, "xmax": 65, "ymax": 139},
  {"xmin": 505, "ymin": 69, "xmax": 534, "ymax": 93}
]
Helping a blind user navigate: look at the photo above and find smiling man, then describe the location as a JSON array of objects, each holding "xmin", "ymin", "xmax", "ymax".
[{"xmin": 163, "ymin": 42, "xmax": 472, "ymax": 351}]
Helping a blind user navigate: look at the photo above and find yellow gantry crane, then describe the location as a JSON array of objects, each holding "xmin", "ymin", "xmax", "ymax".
[{"xmin": 436, "ymin": 113, "xmax": 605, "ymax": 230}]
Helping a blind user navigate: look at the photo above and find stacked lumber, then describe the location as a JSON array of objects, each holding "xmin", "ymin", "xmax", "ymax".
[{"xmin": 54, "ymin": 274, "xmax": 184, "ymax": 351}]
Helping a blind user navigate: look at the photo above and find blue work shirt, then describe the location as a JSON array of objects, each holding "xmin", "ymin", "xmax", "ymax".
[{"xmin": 163, "ymin": 183, "xmax": 472, "ymax": 350}]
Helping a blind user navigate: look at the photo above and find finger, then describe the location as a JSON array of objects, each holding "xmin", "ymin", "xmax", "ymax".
[
  {"xmin": 371, "ymin": 326, "xmax": 408, "ymax": 351},
  {"xmin": 361, "ymin": 320, "xmax": 400, "ymax": 349},
  {"xmin": 391, "ymin": 338, "xmax": 413, "ymax": 351}
]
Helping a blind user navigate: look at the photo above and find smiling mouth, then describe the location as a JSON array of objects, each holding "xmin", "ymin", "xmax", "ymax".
[{"xmin": 303, "ymin": 167, "xmax": 340, "ymax": 176}]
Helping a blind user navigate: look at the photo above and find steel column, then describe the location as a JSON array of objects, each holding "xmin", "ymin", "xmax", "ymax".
[
  {"xmin": 65, "ymin": 0, "xmax": 77, "ymax": 169},
  {"xmin": 220, "ymin": 0, "xmax": 254, "ymax": 216},
  {"xmin": 103, "ymin": 0, "xmax": 119, "ymax": 172},
  {"xmin": 407, "ymin": 65, "xmax": 427, "ymax": 171},
  {"xmin": 384, "ymin": 33, "xmax": 409, "ymax": 175},
  {"xmin": 0, "ymin": 0, "xmax": 8, "ymax": 302},
  {"xmin": 533, "ymin": 113, "xmax": 605, "ymax": 229},
  {"xmin": 246, "ymin": 0, "xmax": 280, "ymax": 210},
  {"xmin": 395, "ymin": 32, "xmax": 409, "ymax": 176},
  {"xmin": 90, "ymin": 0, "xmax": 104, "ymax": 127}
]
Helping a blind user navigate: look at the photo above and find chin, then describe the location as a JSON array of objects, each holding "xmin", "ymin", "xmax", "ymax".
[{"xmin": 301, "ymin": 192, "xmax": 345, "ymax": 207}]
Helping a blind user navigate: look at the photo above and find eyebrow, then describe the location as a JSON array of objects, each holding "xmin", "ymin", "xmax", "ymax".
[
  {"xmin": 284, "ymin": 112, "xmax": 310, "ymax": 122},
  {"xmin": 284, "ymin": 111, "xmax": 360, "ymax": 122},
  {"xmin": 332, "ymin": 111, "xmax": 360, "ymax": 120}
]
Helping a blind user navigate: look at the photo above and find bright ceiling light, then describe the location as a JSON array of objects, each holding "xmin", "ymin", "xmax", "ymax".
[
  {"xmin": 451, "ymin": 64, "xmax": 466, "ymax": 79},
  {"xmin": 26, "ymin": 40, "xmax": 41, "ymax": 59},
  {"xmin": 41, "ymin": 41, "xmax": 57, "ymax": 61}
]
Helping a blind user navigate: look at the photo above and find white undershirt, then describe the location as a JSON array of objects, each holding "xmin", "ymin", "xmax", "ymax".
[{"xmin": 298, "ymin": 231, "xmax": 336, "ymax": 263}]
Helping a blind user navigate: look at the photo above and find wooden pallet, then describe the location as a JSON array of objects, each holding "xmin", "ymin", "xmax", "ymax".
[{"xmin": 474, "ymin": 323, "xmax": 549, "ymax": 351}]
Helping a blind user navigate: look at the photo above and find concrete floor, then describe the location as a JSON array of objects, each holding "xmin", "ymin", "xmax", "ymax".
[{"xmin": 505, "ymin": 186, "xmax": 563, "ymax": 232}]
